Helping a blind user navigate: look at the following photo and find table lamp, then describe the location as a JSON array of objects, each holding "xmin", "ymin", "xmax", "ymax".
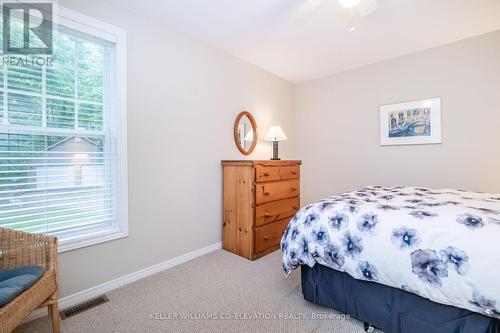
[{"xmin": 265, "ymin": 126, "xmax": 287, "ymax": 160}]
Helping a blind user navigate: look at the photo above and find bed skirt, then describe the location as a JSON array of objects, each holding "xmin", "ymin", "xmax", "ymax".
[{"xmin": 301, "ymin": 264, "xmax": 500, "ymax": 333}]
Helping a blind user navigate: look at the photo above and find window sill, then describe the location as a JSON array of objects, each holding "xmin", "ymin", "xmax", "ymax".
[{"xmin": 57, "ymin": 228, "xmax": 128, "ymax": 253}]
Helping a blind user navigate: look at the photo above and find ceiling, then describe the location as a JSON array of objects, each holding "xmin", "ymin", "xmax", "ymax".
[{"xmin": 116, "ymin": 0, "xmax": 500, "ymax": 83}]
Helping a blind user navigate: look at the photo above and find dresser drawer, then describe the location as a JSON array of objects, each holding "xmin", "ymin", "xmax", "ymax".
[
  {"xmin": 255, "ymin": 197, "xmax": 300, "ymax": 227},
  {"xmin": 255, "ymin": 166, "xmax": 280, "ymax": 182},
  {"xmin": 255, "ymin": 179, "xmax": 300, "ymax": 204},
  {"xmin": 254, "ymin": 219, "xmax": 289, "ymax": 253},
  {"xmin": 255, "ymin": 166, "xmax": 300, "ymax": 183},
  {"xmin": 279, "ymin": 166, "xmax": 300, "ymax": 180}
]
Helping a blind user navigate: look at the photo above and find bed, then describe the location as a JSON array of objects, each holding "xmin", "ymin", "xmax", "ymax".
[{"xmin": 281, "ymin": 186, "xmax": 500, "ymax": 333}]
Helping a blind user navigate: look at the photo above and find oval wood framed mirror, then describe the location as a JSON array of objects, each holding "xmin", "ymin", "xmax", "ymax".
[{"xmin": 234, "ymin": 111, "xmax": 258, "ymax": 155}]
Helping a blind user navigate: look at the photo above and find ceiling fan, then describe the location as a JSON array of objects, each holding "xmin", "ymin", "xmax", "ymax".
[{"xmin": 293, "ymin": 0, "xmax": 378, "ymax": 31}]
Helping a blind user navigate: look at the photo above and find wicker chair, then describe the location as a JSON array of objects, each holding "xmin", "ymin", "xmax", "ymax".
[{"xmin": 0, "ymin": 227, "xmax": 60, "ymax": 333}]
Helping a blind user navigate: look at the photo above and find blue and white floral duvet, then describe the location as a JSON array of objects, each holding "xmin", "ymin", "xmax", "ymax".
[{"xmin": 281, "ymin": 186, "xmax": 500, "ymax": 318}]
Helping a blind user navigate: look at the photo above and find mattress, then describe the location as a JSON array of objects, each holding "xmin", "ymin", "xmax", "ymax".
[{"xmin": 281, "ymin": 186, "xmax": 500, "ymax": 318}]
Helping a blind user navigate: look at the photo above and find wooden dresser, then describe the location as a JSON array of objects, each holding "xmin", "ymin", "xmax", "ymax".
[{"xmin": 221, "ymin": 160, "xmax": 302, "ymax": 260}]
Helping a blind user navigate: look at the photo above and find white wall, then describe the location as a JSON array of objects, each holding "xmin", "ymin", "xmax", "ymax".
[
  {"xmin": 295, "ymin": 30, "xmax": 500, "ymax": 205},
  {"xmin": 56, "ymin": 0, "xmax": 295, "ymax": 297}
]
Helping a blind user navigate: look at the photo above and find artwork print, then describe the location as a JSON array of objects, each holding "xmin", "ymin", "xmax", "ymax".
[
  {"xmin": 380, "ymin": 98, "xmax": 441, "ymax": 146},
  {"xmin": 388, "ymin": 107, "xmax": 431, "ymax": 138}
]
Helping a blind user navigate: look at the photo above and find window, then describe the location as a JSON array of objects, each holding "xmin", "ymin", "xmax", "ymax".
[{"xmin": 0, "ymin": 7, "xmax": 128, "ymax": 252}]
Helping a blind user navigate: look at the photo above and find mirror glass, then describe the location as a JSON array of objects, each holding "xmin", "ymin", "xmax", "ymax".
[{"xmin": 234, "ymin": 112, "xmax": 257, "ymax": 155}]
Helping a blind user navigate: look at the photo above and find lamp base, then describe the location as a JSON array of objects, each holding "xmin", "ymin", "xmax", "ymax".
[{"xmin": 271, "ymin": 141, "xmax": 280, "ymax": 160}]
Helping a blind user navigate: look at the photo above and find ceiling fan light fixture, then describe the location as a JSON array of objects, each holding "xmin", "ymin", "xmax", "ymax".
[{"xmin": 339, "ymin": 0, "xmax": 362, "ymax": 8}]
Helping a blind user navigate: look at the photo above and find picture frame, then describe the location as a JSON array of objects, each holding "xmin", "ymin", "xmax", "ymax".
[{"xmin": 380, "ymin": 97, "xmax": 442, "ymax": 146}]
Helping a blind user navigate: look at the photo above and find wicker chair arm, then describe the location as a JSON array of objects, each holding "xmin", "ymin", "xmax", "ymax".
[{"xmin": 0, "ymin": 227, "xmax": 58, "ymax": 272}]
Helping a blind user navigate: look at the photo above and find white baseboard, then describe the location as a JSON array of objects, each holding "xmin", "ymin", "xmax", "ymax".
[{"xmin": 23, "ymin": 242, "xmax": 222, "ymax": 324}]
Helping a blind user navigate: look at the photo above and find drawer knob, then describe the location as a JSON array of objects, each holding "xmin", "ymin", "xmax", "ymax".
[
  {"xmin": 264, "ymin": 191, "xmax": 270, "ymax": 196},
  {"xmin": 291, "ymin": 187, "xmax": 298, "ymax": 191},
  {"xmin": 292, "ymin": 206, "xmax": 298, "ymax": 210},
  {"xmin": 263, "ymin": 173, "xmax": 270, "ymax": 177},
  {"xmin": 263, "ymin": 236, "xmax": 270, "ymax": 241},
  {"xmin": 264, "ymin": 213, "xmax": 271, "ymax": 218},
  {"xmin": 291, "ymin": 171, "xmax": 297, "ymax": 175}
]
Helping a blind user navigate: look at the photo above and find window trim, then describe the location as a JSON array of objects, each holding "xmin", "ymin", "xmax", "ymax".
[{"xmin": 32, "ymin": 6, "xmax": 128, "ymax": 253}]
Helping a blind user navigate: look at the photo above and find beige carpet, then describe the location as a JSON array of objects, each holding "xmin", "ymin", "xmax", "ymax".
[{"xmin": 17, "ymin": 250, "xmax": 382, "ymax": 333}]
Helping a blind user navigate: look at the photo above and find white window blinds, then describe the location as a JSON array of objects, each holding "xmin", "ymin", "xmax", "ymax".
[{"xmin": 0, "ymin": 18, "xmax": 119, "ymax": 238}]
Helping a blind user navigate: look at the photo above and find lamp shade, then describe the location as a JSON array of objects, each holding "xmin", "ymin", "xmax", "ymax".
[{"xmin": 265, "ymin": 126, "xmax": 288, "ymax": 142}]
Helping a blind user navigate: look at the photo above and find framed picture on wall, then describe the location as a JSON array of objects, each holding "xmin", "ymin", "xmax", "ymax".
[{"xmin": 380, "ymin": 97, "xmax": 442, "ymax": 146}]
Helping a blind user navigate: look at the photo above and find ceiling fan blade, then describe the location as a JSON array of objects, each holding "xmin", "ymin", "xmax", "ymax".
[
  {"xmin": 357, "ymin": 0, "xmax": 378, "ymax": 16},
  {"xmin": 292, "ymin": 0, "xmax": 325, "ymax": 22}
]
